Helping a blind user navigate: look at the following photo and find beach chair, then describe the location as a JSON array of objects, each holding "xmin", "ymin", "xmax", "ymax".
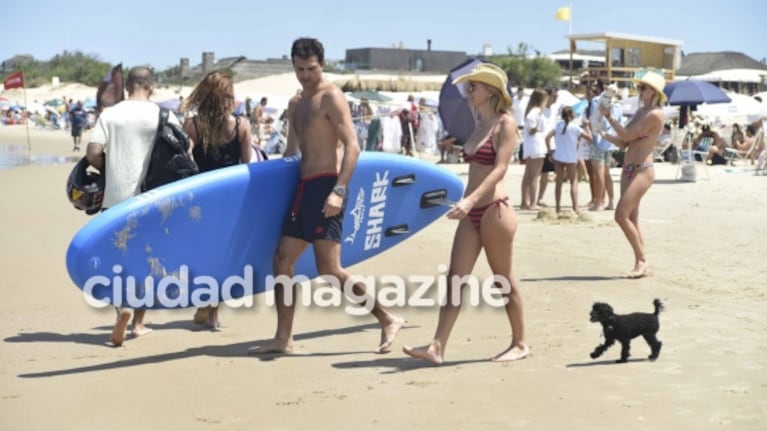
[
  {"xmin": 659, "ymin": 127, "xmax": 686, "ymax": 164},
  {"xmin": 725, "ymin": 129, "xmax": 762, "ymax": 166},
  {"xmin": 677, "ymin": 135, "xmax": 713, "ymax": 181},
  {"xmin": 654, "ymin": 134, "xmax": 675, "ymax": 162}
]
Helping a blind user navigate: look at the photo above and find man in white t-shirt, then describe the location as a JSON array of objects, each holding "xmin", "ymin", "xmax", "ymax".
[
  {"xmin": 537, "ymin": 88, "xmax": 562, "ymax": 207},
  {"xmin": 86, "ymin": 66, "xmax": 178, "ymax": 346}
]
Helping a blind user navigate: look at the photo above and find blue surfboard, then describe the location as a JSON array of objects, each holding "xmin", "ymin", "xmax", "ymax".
[{"xmin": 66, "ymin": 152, "xmax": 464, "ymax": 309}]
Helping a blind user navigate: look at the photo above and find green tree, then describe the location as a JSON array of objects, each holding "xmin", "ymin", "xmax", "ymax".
[
  {"xmin": 6, "ymin": 51, "xmax": 112, "ymax": 87},
  {"xmin": 491, "ymin": 42, "xmax": 562, "ymax": 89}
]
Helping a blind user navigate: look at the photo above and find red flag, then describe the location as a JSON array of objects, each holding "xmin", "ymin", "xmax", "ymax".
[
  {"xmin": 96, "ymin": 64, "xmax": 124, "ymax": 113},
  {"xmin": 3, "ymin": 71, "xmax": 24, "ymax": 90}
]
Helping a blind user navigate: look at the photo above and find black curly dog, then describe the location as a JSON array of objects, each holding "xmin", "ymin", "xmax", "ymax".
[{"xmin": 589, "ymin": 299, "xmax": 663, "ymax": 363}]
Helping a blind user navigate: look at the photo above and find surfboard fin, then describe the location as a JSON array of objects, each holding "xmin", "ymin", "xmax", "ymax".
[
  {"xmin": 392, "ymin": 174, "xmax": 416, "ymax": 186},
  {"xmin": 420, "ymin": 189, "xmax": 455, "ymax": 208},
  {"xmin": 385, "ymin": 224, "xmax": 410, "ymax": 236}
]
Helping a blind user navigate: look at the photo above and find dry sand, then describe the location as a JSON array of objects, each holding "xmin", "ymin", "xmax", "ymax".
[{"xmin": 0, "ymin": 126, "xmax": 765, "ymax": 430}]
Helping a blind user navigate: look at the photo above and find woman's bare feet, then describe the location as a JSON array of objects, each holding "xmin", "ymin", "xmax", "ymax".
[
  {"xmin": 193, "ymin": 306, "xmax": 211, "ymax": 325},
  {"xmin": 376, "ymin": 316, "xmax": 406, "ymax": 353},
  {"xmin": 110, "ymin": 309, "xmax": 132, "ymax": 347},
  {"xmin": 205, "ymin": 307, "xmax": 221, "ymax": 330},
  {"xmin": 247, "ymin": 338, "xmax": 294, "ymax": 355},
  {"xmin": 588, "ymin": 203, "xmax": 605, "ymax": 211},
  {"xmin": 402, "ymin": 340, "xmax": 443, "ymax": 365},
  {"xmin": 491, "ymin": 343, "xmax": 529, "ymax": 362},
  {"xmin": 130, "ymin": 325, "xmax": 153, "ymax": 338},
  {"xmin": 627, "ymin": 261, "xmax": 649, "ymax": 279}
]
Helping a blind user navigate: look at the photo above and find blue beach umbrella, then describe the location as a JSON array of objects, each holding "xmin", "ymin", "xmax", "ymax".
[
  {"xmin": 439, "ymin": 58, "xmax": 487, "ymax": 143},
  {"xmin": 663, "ymin": 79, "xmax": 731, "ymax": 106},
  {"xmin": 571, "ymin": 98, "xmax": 588, "ymax": 116}
]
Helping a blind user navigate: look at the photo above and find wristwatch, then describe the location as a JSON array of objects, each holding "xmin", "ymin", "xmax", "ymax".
[{"xmin": 332, "ymin": 185, "xmax": 347, "ymax": 197}]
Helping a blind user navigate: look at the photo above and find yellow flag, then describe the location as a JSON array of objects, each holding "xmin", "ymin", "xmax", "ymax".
[{"xmin": 556, "ymin": 6, "xmax": 571, "ymax": 21}]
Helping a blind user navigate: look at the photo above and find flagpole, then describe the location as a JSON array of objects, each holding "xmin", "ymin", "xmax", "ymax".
[
  {"xmin": 22, "ymin": 70, "xmax": 30, "ymax": 150},
  {"xmin": 568, "ymin": 4, "xmax": 574, "ymax": 89}
]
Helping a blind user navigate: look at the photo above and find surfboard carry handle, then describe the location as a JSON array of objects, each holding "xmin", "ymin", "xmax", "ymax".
[
  {"xmin": 385, "ymin": 224, "xmax": 410, "ymax": 237},
  {"xmin": 392, "ymin": 174, "xmax": 416, "ymax": 186},
  {"xmin": 420, "ymin": 189, "xmax": 455, "ymax": 208}
]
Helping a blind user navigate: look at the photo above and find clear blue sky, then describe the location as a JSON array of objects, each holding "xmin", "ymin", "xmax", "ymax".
[{"xmin": 3, "ymin": 0, "xmax": 764, "ymax": 70}]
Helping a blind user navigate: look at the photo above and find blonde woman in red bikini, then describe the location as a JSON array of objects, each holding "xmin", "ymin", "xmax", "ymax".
[
  {"xmin": 403, "ymin": 63, "xmax": 528, "ymax": 364},
  {"xmin": 598, "ymin": 71, "xmax": 667, "ymax": 279}
]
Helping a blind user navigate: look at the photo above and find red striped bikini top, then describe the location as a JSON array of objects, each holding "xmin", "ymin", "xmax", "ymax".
[{"xmin": 463, "ymin": 121, "xmax": 499, "ymax": 165}]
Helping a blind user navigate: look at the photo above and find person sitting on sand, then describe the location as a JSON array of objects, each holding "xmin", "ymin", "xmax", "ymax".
[{"xmin": 403, "ymin": 63, "xmax": 528, "ymax": 365}]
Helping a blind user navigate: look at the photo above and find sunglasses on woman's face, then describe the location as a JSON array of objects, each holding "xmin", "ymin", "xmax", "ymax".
[
  {"xmin": 466, "ymin": 82, "xmax": 482, "ymax": 93},
  {"xmin": 638, "ymin": 84, "xmax": 648, "ymax": 92}
]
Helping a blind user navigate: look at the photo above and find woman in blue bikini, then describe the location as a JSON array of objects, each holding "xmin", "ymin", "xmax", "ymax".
[
  {"xmin": 598, "ymin": 71, "xmax": 666, "ymax": 279},
  {"xmin": 402, "ymin": 63, "xmax": 528, "ymax": 364}
]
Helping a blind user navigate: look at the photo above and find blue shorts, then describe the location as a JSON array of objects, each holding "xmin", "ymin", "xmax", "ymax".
[{"xmin": 281, "ymin": 173, "xmax": 345, "ymax": 243}]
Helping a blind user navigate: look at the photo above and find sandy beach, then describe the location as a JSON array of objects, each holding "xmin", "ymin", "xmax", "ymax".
[{"xmin": 0, "ymin": 124, "xmax": 765, "ymax": 430}]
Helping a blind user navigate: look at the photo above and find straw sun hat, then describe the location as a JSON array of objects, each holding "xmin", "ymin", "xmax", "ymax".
[
  {"xmin": 635, "ymin": 71, "xmax": 667, "ymax": 104},
  {"xmin": 453, "ymin": 63, "xmax": 512, "ymax": 106}
]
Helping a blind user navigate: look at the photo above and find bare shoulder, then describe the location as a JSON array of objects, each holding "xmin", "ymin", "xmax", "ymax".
[
  {"xmin": 319, "ymin": 81, "xmax": 347, "ymax": 105},
  {"xmin": 288, "ymin": 94, "xmax": 301, "ymax": 109},
  {"xmin": 648, "ymin": 107, "xmax": 665, "ymax": 122},
  {"xmin": 499, "ymin": 113, "xmax": 517, "ymax": 131}
]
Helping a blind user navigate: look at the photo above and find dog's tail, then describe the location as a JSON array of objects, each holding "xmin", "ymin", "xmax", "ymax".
[{"xmin": 653, "ymin": 298, "xmax": 664, "ymax": 315}]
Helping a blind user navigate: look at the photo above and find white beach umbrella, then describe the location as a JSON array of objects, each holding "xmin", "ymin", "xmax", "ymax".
[{"xmin": 696, "ymin": 92, "xmax": 764, "ymax": 124}]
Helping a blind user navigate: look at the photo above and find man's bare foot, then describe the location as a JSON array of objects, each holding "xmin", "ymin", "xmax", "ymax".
[
  {"xmin": 402, "ymin": 341, "xmax": 443, "ymax": 365},
  {"xmin": 110, "ymin": 309, "xmax": 131, "ymax": 347},
  {"xmin": 247, "ymin": 338, "xmax": 294, "ymax": 355},
  {"xmin": 572, "ymin": 207, "xmax": 580, "ymax": 215},
  {"xmin": 491, "ymin": 343, "xmax": 529, "ymax": 362},
  {"xmin": 376, "ymin": 317, "xmax": 406, "ymax": 353},
  {"xmin": 588, "ymin": 204, "xmax": 605, "ymax": 211},
  {"xmin": 605, "ymin": 203, "xmax": 615, "ymax": 210},
  {"xmin": 627, "ymin": 261, "xmax": 649, "ymax": 279},
  {"xmin": 536, "ymin": 201, "xmax": 548, "ymax": 208},
  {"xmin": 131, "ymin": 325, "xmax": 153, "ymax": 337}
]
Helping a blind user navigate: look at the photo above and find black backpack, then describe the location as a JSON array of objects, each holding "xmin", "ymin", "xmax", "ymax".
[{"xmin": 141, "ymin": 109, "xmax": 199, "ymax": 192}]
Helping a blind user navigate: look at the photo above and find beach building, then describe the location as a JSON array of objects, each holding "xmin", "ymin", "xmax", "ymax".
[
  {"xmin": 174, "ymin": 52, "xmax": 295, "ymax": 82},
  {"xmin": 564, "ymin": 32, "xmax": 683, "ymax": 88},
  {"xmin": 345, "ymin": 41, "xmax": 467, "ymax": 73},
  {"xmin": 675, "ymin": 52, "xmax": 767, "ymax": 93}
]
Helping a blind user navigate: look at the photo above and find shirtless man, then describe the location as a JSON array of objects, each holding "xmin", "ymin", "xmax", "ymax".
[{"xmin": 248, "ymin": 38, "xmax": 404, "ymax": 355}]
